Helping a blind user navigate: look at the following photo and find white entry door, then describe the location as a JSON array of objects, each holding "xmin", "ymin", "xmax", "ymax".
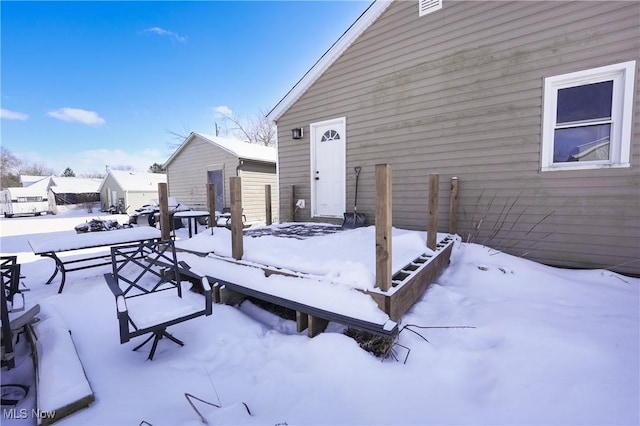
[{"xmin": 311, "ymin": 117, "xmax": 346, "ymax": 217}]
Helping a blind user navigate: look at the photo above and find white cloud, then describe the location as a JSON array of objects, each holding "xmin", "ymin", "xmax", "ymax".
[
  {"xmin": 212, "ymin": 105, "xmax": 233, "ymax": 117},
  {"xmin": 1, "ymin": 108, "xmax": 29, "ymax": 121},
  {"xmin": 16, "ymin": 148, "xmax": 167, "ymax": 176},
  {"xmin": 47, "ymin": 107, "xmax": 106, "ymax": 126},
  {"xmin": 69, "ymin": 148, "xmax": 167, "ymax": 174},
  {"xmin": 141, "ymin": 27, "xmax": 187, "ymax": 43}
]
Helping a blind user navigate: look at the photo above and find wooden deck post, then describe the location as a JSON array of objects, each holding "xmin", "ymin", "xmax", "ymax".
[
  {"xmin": 158, "ymin": 183, "xmax": 171, "ymax": 241},
  {"xmin": 296, "ymin": 311, "xmax": 308, "ymax": 333},
  {"xmin": 230, "ymin": 177, "xmax": 243, "ymax": 260},
  {"xmin": 427, "ymin": 174, "xmax": 439, "ymax": 250},
  {"xmin": 207, "ymin": 183, "xmax": 216, "ymax": 232},
  {"xmin": 449, "ymin": 177, "xmax": 459, "ymax": 234},
  {"xmin": 265, "ymin": 184, "xmax": 272, "ymax": 226},
  {"xmin": 307, "ymin": 315, "xmax": 328, "ymax": 338},
  {"xmin": 375, "ymin": 164, "xmax": 392, "ymax": 292},
  {"xmin": 290, "ymin": 185, "xmax": 296, "ymax": 222},
  {"xmin": 213, "ymin": 283, "xmax": 221, "ymax": 304}
]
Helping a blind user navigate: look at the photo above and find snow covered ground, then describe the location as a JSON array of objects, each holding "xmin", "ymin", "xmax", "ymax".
[{"xmin": 1, "ymin": 210, "xmax": 638, "ymax": 425}]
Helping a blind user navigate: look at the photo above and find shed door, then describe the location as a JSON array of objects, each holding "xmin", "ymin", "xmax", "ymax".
[
  {"xmin": 311, "ymin": 117, "xmax": 346, "ymax": 218},
  {"xmin": 207, "ymin": 170, "xmax": 224, "ymax": 211}
]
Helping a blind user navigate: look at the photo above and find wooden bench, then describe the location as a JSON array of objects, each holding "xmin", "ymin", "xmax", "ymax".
[{"xmin": 29, "ymin": 227, "xmax": 162, "ymax": 294}]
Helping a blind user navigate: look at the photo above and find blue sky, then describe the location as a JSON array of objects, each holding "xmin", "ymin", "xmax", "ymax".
[{"xmin": 1, "ymin": 0, "xmax": 372, "ymax": 175}]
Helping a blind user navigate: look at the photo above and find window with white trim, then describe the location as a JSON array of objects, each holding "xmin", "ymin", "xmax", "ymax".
[{"xmin": 541, "ymin": 61, "xmax": 636, "ymax": 171}]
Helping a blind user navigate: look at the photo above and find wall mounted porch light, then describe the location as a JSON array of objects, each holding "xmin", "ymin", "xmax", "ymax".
[{"xmin": 291, "ymin": 128, "xmax": 304, "ymax": 139}]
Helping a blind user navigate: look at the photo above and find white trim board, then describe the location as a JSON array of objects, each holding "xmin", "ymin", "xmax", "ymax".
[{"xmin": 266, "ymin": 0, "xmax": 393, "ymax": 122}]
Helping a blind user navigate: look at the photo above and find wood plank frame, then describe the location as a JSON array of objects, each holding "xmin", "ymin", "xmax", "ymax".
[
  {"xmin": 449, "ymin": 177, "xmax": 459, "ymax": 234},
  {"xmin": 207, "ymin": 183, "xmax": 216, "ymax": 232},
  {"xmin": 158, "ymin": 182, "xmax": 171, "ymax": 241},
  {"xmin": 365, "ymin": 236, "xmax": 455, "ymax": 322},
  {"xmin": 375, "ymin": 164, "xmax": 392, "ymax": 291},
  {"xmin": 265, "ymin": 184, "xmax": 272, "ymax": 226},
  {"xmin": 230, "ymin": 177, "xmax": 243, "ymax": 260},
  {"xmin": 427, "ymin": 174, "xmax": 439, "ymax": 250}
]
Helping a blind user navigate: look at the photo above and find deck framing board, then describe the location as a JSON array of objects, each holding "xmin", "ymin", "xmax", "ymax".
[
  {"xmin": 366, "ymin": 236, "xmax": 455, "ymax": 321},
  {"xmin": 176, "ymin": 232, "xmax": 456, "ymax": 336}
]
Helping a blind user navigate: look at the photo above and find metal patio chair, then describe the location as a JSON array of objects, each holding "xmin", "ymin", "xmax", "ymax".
[
  {"xmin": 1, "ymin": 256, "xmax": 22, "ymax": 304},
  {"xmin": 1, "ymin": 262, "xmax": 40, "ymax": 370},
  {"xmin": 103, "ymin": 240, "xmax": 213, "ymax": 360}
]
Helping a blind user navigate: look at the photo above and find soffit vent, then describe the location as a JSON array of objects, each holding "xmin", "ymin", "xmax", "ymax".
[{"xmin": 419, "ymin": 0, "xmax": 442, "ymax": 17}]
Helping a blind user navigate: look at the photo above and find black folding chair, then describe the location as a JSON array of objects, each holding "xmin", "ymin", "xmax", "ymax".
[
  {"xmin": 104, "ymin": 240, "xmax": 213, "ymax": 360},
  {"xmin": 1, "ymin": 262, "xmax": 39, "ymax": 370},
  {"xmin": 1, "ymin": 256, "xmax": 21, "ymax": 304}
]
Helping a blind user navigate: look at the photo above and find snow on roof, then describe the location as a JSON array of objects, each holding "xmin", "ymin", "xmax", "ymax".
[
  {"xmin": 102, "ymin": 170, "xmax": 167, "ymax": 192},
  {"xmin": 267, "ymin": 0, "xmax": 393, "ymax": 122},
  {"xmin": 20, "ymin": 177, "xmax": 52, "ymax": 193},
  {"xmin": 2, "ymin": 186, "xmax": 48, "ymax": 196},
  {"xmin": 49, "ymin": 177, "xmax": 102, "ymax": 194},
  {"xmin": 20, "ymin": 175, "xmax": 48, "ymax": 187},
  {"xmin": 163, "ymin": 132, "xmax": 276, "ymax": 168}
]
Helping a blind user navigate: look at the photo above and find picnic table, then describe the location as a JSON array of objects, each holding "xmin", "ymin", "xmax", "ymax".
[{"xmin": 28, "ymin": 227, "xmax": 161, "ymax": 294}]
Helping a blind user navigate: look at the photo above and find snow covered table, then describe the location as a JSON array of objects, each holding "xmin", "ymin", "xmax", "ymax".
[
  {"xmin": 28, "ymin": 227, "xmax": 162, "ymax": 294},
  {"xmin": 173, "ymin": 210, "xmax": 210, "ymax": 238}
]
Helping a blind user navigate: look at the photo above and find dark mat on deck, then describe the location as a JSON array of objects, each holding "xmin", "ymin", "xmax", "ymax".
[{"xmin": 244, "ymin": 223, "xmax": 343, "ymax": 240}]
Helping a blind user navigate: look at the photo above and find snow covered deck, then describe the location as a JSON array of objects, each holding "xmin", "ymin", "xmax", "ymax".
[{"xmin": 175, "ymin": 223, "xmax": 455, "ymax": 336}]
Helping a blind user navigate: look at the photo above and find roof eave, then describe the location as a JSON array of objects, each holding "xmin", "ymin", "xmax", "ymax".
[
  {"xmin": 266, "ymin": 0, "xmax": 393, "ymax": 123},
  {"xmin": 238, "ymin": 156, "xmax": 277, "ymax": 165}
]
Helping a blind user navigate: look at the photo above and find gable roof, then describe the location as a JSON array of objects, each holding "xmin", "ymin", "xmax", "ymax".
[
  {"xmin": 21, "ymin": 176, "xmax": 53, "ymax": 192},
  {"xmin": 98, "ymin": 170, "xmax": 166, "ymax": 193},
  {"xmin": 20, "ymin": 175, "xmax": 48, "ymax": 187},
  {"xmin": 163, "ymin": 132, "xmax": 277, "ymax": 168},
  {"xmin": 48, "ymin": 177, "xmax": 102, "ymax": 194},
  {"xmin": 266, "ymin": 0, "xmax": 393, "ymax": 122},
  {"xmin": 2, "ymin": 185, "xmax": 48, "ymax": 197}
]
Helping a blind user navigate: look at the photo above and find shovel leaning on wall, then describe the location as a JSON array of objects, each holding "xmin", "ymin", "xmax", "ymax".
[{"xmin": 342, "ymin": 166, "xmax": 366, "ymax": 229}]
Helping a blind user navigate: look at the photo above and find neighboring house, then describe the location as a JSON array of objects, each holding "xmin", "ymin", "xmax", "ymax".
[
  {"xmin": 47, "ymin": 177, "xmax": 102, "ymax": 214},
  {"xmin": 98, "ymin": 170, "xmax": 167, "ymax": 214},
  {"xmin": 163, "ymin": 132, "xmax": 278, "ymax": 225},
  {"xmin": 267, "ymin": 0, "xmax": 639, "ymax": 275}
]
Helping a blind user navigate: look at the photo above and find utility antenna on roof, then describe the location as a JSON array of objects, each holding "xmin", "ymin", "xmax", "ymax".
[{"xmin": 215, "ymin": 122, "xmax": 219, "ymax": 137}]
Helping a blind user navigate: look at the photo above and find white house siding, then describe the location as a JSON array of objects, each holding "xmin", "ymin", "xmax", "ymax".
[
  {"xmin": 238, "ymin": 162, "xmax": 278, "ymax": 224},
  {"xmin": 166, "ymin": 135, "xmax": 278, "ymax": 224},
  {"xmin": 126, "ymin": 192, "xmax": 160, "ymax": 212},
  {"xmin": 99, "ymin": 171, "xmax": 165, "ymax": 213},
  {"xmin": 275, "ymin": 1, "xmax": 640, "ymax": 275},
  {"xmin": 167, "ymin": 136, "xmax": 238, "ymax": 211},
  {"xmin": 100, "ymin": 174, "xmax": 121, "ymax": 212}
]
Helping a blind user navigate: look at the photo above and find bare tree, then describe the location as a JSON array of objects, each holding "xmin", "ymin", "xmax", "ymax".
[
  {"xmin": 19, "ymin": 161, "xmax": 54, "ymax": 177},
  {"xmin": 215, "ymin": 108, "xmax": 275, "ymax": 147},
  {"xmin": 1, "ymin": 147, "xmax": 21, "ymax": 188},
  {"xmin": 79, "ymin": 171, "xmax": 105, "ymax": 179},
  {"xmin": 166, "ymin": 124, "xmax": 193, "ymax": 149},
  {"xmin": 148, "ymin": 163, "xmax": 165, "ymax": 173},
  {"xmin": 1, "ymin": 147, "xmax": 57, "ymax": 188},
  {"xmin": 108, "ymin": 165, "xmax": 135, "ymax": 172}
]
